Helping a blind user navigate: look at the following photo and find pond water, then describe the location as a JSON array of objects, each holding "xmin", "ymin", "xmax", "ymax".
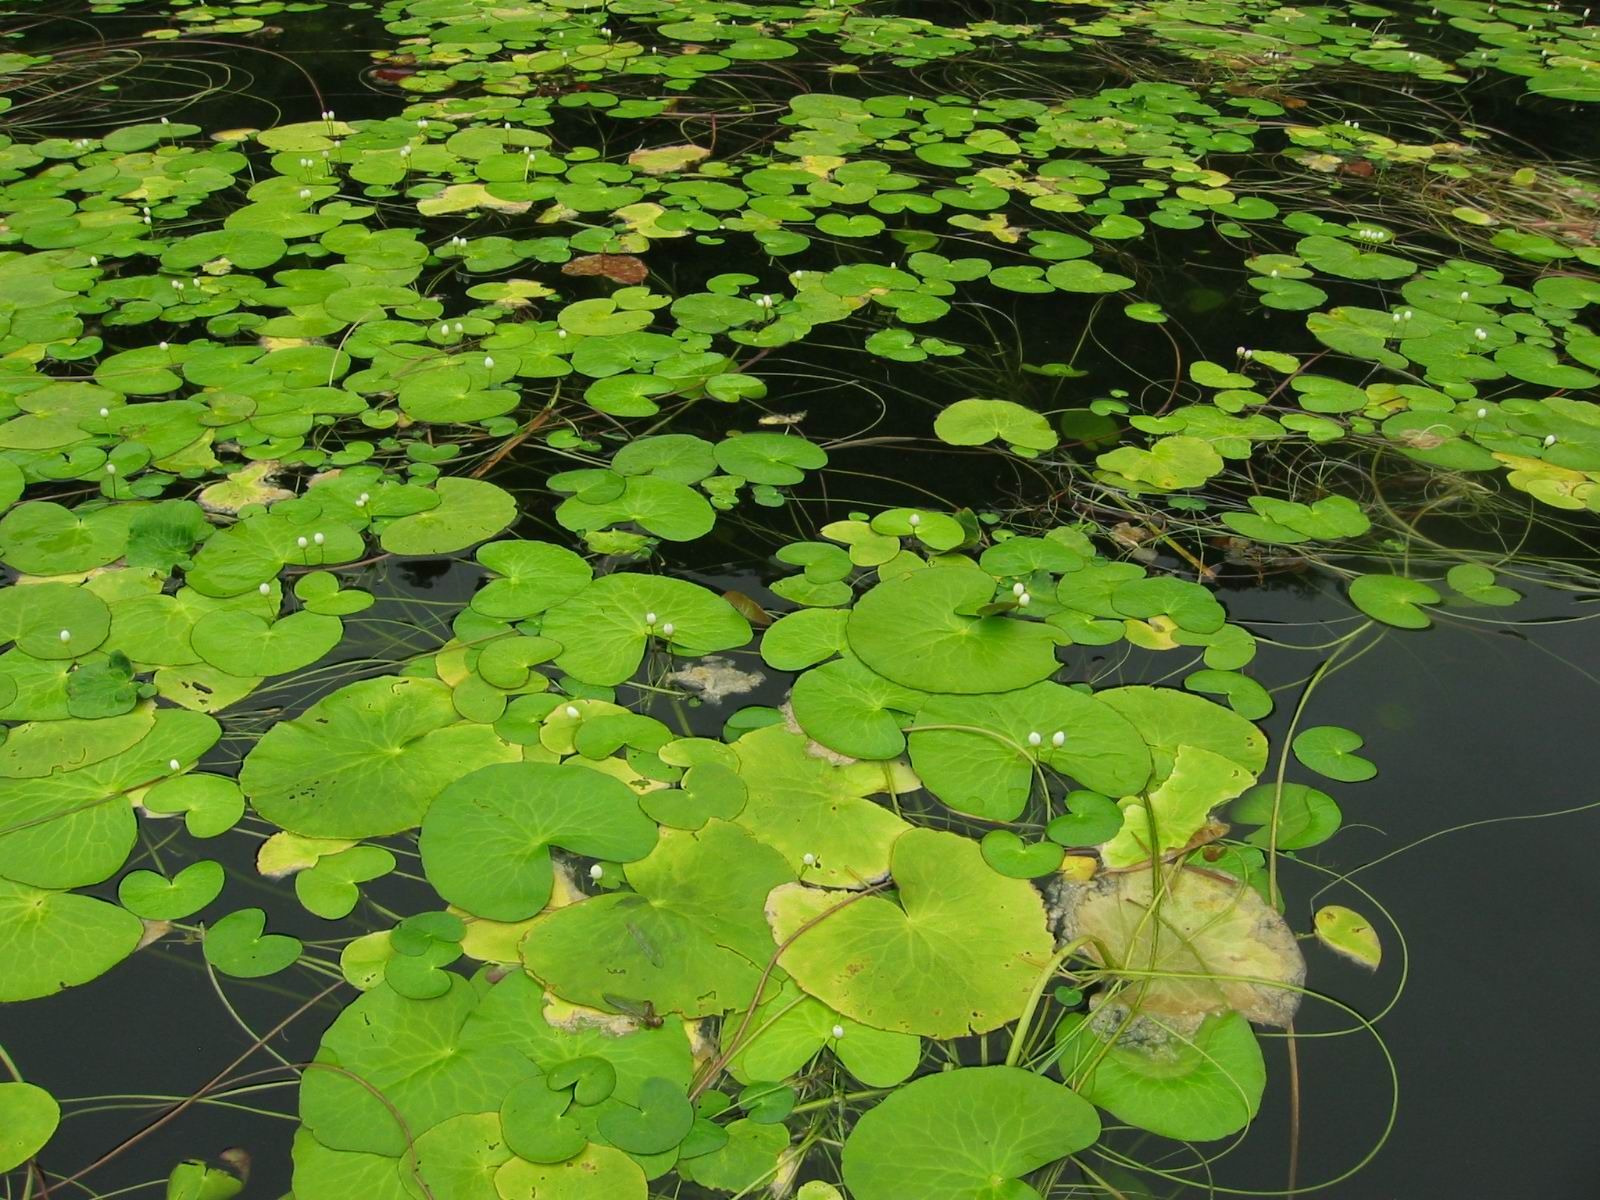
[{"xmin": 2, "ymin": 1, "xmax": 1599, "ymax": 1197}]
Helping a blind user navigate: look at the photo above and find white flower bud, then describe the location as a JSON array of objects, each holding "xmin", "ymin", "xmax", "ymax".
[
  {"xmin": 1544, "ymin": 433, "xmax": 1558, "ymax": 447},
  {"xmin": 1012, "ymin": 582, "xmax": 1025, "ymax": 595},
  {"xmin": 589, "ymin": 863, "xmax": 603, "ymax": 880},
  {"xmin": 298, "ymin": 188, "xmax": 312, "ymax": 199},
  {"xmin": 802, "ymin": 853, "xmax": 816, "ymax": 866},
  {"xmin": 645, "ymin": 611, "xmax": 657, "ymax": 624},
  {"xmin": 1474, "ymin": 328, "xmax": 1487, "ymax": 340},
  {"xmin": 1026, "ymin": 731, "xmax": 1042, "ymax": 747},
  {"xmin": 1051, "ymin": 730, "xmax": 1066, "ymax": 747},
  {"xmin": 1017, "ymin": 592, "xmax": 1031, "ymax": 606},
  {"xmin": 313, "ymin": 531, "xmax": 325, "ymax": 545},
  {"xmin": 831, "ymin": 1024, "xmax": 845, "ymax": 1039},
  {"xmin": 296, "ymin": 536, "xmax": 309, "ymax": 548},
  {"xmin": 907, "ymin": 512, "xmax": 921, "ymax": 527},
  {"xmin": 168, "ymin": 759, "xmax": 180, "ymax": 771},
  {"xmin": 1459, "ymin": 290, "xmax": 1470, "ymax": 301},
  {"xmin": 99, "ymin": 407, "xmax": 109, "ymax": 417},
  {"xmin": 483, "ymin": 355, "xmax": 494, "ymax": 368},
  {"xmin": 660, "ymin": 622, "xmax": 675, "ymax": 636},
  {"xmin": 1476, "ymin": 408, "xmax": 1488, "ymax": 418},
  {"xmin": 565, "ymin": 705, "xmax": 580, "ymax": 718},
  {"xmin": 105, "ymin": 463, "xmax": 115, "ymax": 474},
  {"xmin": 58, "ymin": 629, "xmax": 71, "ymax": 642},
  {"xmin": 259, "ymin": 582, "xmax": 271, "ymax": 595}
]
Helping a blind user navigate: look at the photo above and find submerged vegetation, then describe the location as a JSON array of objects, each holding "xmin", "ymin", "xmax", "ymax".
[{"xmin": 1, "ymin": 0, "xmax": 1599, "ymax": 1196}]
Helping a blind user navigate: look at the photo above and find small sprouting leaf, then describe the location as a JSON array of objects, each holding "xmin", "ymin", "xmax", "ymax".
[{"xmin": 1314, "ymin": 905, "xmax": 1382, "ymax": 969}]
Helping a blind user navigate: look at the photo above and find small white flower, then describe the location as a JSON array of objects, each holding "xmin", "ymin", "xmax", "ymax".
[
  {"xmin": 313, "ymin": 531, "xmax": 325, "ymax": 545},
  {"xmin": 1051, "ymin": 730, "xmax": 1066, "ymax": 747},
  {"xmin": 1392, "ymin": 311, "xmax": 1401, "ymax": 322},
  {"xmin": 660, "ymin": 622, "xmax": 675, "ymax": 636},
  {"xmin": 1235, "ymin": 345, "xmax": 1247, "ymax": 358},
  {"xmin": 557, "ymin": 329, "xmax": 568, "ymax": 338},
  {"xmin": 831, "ymin": 1024, "xmax": 845, "ymax": 1039},
  {"xmin": 440, "ymin": 322, "xmax": 450, "ymax": 335},
  {"xmin": 161, "ymin": 116, "xmax": 170, "ymax": 126},
  {"xmin": 1459, "ymin": 290, "xmax": 1470, "ymax": 301},
  {"xmin": 802, "ymin": 852, "xmax": 816, "ymax": 866},
  {"xmin": 1476, "ymin": 407, "xmax": 1488, "ymax": 418},
  {"xmin": 58, "ymin": 629, "xmax": 70, "ymax": 642},
  {"xmin": 98, "ymin": 407, "xmax": 109, "ymax": 417},
  {"xmin": 399, "ymin": 145, "xmax": 412, "ymax": 158},
  {"xmin": 298, "ymin": 188, "xmax": 312, "ymax": 199},
  {"xmin": 171, "ymin": 278, "xmax": 183, "ymax": 289},
  {"xmin": 105, "ymin": 463, "xmax": 115, "ymax": 474},
  {"xmin": 1012, "ymin": 582, "xmax": 1025, "ymax": 596},
  {"xmin": 589, "ymin": 863, "xmax": 603, "ymax": 880},
  {"xmin": 158, "ymin": 341, "xmax": 169, "ymax": 351},
  {"xmin": 296, "ymin": 535, "xmax": 309, "ymax": 548},
  {"xmin": 907, "ymin": 512, "xmax": 921, "ymax": 527},
  {"xmin": 1544, "ymin": 433, "xmax": 1558, "ymax": 447},
  {"xmin": 1026, "ymin": 731, "xmax": 1042, "ymax": 747},
  {"xmin": 483, "ymin": 355, "xmax": 494, "ymax": 368},
  {"xmin": 259, "ymin": 582, "xmax": 271, "ymax": 595},
  {"xmin": 168, "ymin": 758, "xmax": 180, "ymax": 771},
  {"xmin": 417, "ymin": 118, "xmax": 429, "ymax": 128},
  {"xmin": 89, "ymin": 255, "xmax": 98, "ymax": 266},
  {"xmin": 1402, "ymin": 309, "xmax": 1413, "ymax": 320},
  {"xmin": 645, "ymin": 611, "xmax": 657, "ymax": 624},
  {"xmin": 1474, "ymin": 327, "xmax": 1487, "ymax": 340},
  {"xmin": 453, "ymin": 321, "xmax": 464, "ymax": 332},
  {"xmin": 1269, "ymin": 268, "xmax": 1279, "ymax": 278},
  {"xmin": 1017, "ymin": 592, "xmax": 1031, "ymax": 606},
  {"xmin": 565, "ymin": 705, "xmax": 580, "ymax": 718},
  {"xmin": 356, "ymin": 492, "xmax": 370, "ymax": 506}
]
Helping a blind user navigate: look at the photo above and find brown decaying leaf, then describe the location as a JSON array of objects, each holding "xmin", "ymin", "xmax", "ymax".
[{"xmin": 561, "ymin": 254, "xmax": 648, "ymax": 285}]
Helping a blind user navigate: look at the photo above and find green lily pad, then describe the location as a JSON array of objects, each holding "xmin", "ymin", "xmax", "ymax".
[
  {"xmin": 1291, "ymin": 726, "xmax": 1377, "ymax": 782},
  {"xmin": 909, "ymin": 681, "xmax": 1151, "ymax": 821},
  {"xmin": 934, "ymin": 398, "xmax": 1057, "ymax": 453},
  {"xmin": 1057, "ymin": 1010, "xmax": 1266, "ymax": 1142},
  {"xmin": 787, "ymin": 655, "xmax": 924, "ymax": 759},
  {"xmin": 847, "ymin": 567, "xmax": 1060, "ymax": 694},
  {"xmin": 204, "ymin": 907, "xmax": 303, "ymax": 978},
  {"xmin": 595, "ymin": 1076, "xmax": 694, "ymax": 1155},
  {"xmin": 541, "ymin": 574, "xmax": 751, "ymax": 687},
  {"xmin": 0, "ymin": 880, "xmax": 143, "ymax": 1001},
  {"xmin": 191, "ymin": 609, "xmax": 343, "ymax": 676},
  {"xmin": 980, "ymin": 829, "xmax": 1064, "ymax": 878},
  {"xmin": 521, "ymin": 820, "xmax": 793, "ymax": 1017},
  {"xmin": 420, "ymin": 762, "xmax": 658, "ymax": 921},
  {"xmin": 713, "ymin": 433, "xmax": 827, "ymax": 485},
  {"xmin": 380, "ymin": 478, "xmax": 516, "ymax": 555},
  {"xmin": 842, "ymin": 1066, "xmax": 1099, "ymax": 1200},
  {"xmin": 0, "ymin": 1081, "xmax": 59, "ymax": 1172},
  {"xmin": 1347, "ymin": 573, "xmax": 1440, "ymax": 629},
  {"xmin": 118, "ymin": 859, "xmax": 225, "ymax": 920},
  {"xmin": 241, "ymin": 676, "xmax": 519, "ymax": 837},
  {"xmin": 767, "ymin": 827, "xmax": 1052, "ymax": 1037}
]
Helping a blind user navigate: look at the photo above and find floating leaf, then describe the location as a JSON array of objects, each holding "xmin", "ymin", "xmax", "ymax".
[
  {"xmin": 0, "ymin": 1081, "xmax": 59, "ymax": 1173},
  {"xmin": 767, "ymin": 827, "xmax": 1052, "ymax": 1038},
  {"xmin": 847, "ymin": 567, "xmax": 1059, "ymax": 694},
  {"xmin": 421, "ymin": 762, "xmax": 658, "ymax": 921},
  {"xmin": 1314, "ymin": 905, "xmax": 1382, "ymax": 969},
  {"xmin": 1347, "ymin": 573, "xmax": 1440, "ymax": 628},
  {"xmin": 1292, "ymin": 726, "xmax": 1377, "ymax": 783},
  {"xmin": 842, "ymin": 1067, "xmax": 1099, "ymax": 1200},
  {"xmin": 1056, "ymin": 866, "xmax": 1304, "ymax": 1028},
  {"xmin": 1057, "ymin": 1010, "xmax": 1266, "ymax": 1142}
]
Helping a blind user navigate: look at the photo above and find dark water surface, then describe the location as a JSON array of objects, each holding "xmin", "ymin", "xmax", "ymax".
[{"xmin": 4, "ymin": 0, "xmax": 1600, "ymax": 1197}]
